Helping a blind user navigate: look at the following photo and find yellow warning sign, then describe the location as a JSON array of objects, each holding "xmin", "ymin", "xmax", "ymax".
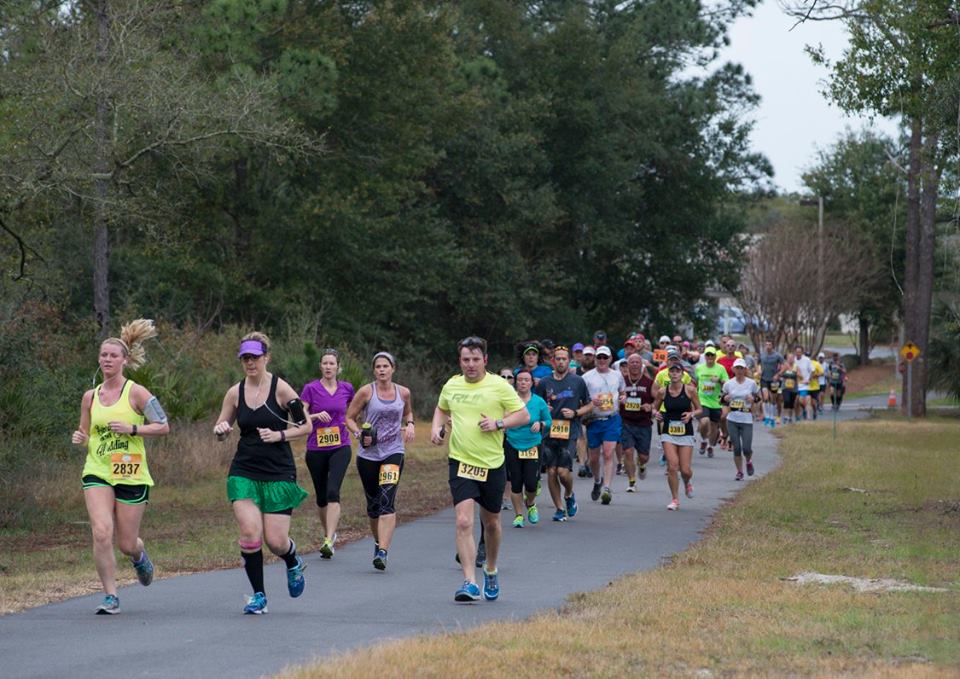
[{"xmin": 899, "ymin": 342, "xmax": 921, "ymax": 362}]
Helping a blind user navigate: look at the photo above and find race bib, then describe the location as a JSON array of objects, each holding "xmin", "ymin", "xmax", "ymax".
[
  {"xmin": 730, "ymin": 399, "xmax": 746, "ymax": 411},
  {"xmin": 597, "ymin": 392, "xmax": 614, "ymax": 411},
  {"xmin": 784, "ymin": 378, "xmax": 796, "ymax": 390},
  {"xmin": 549, "ymin": 420, "xmax": 571, "ymax": 440},
  {"xmin": 667, "ymin": 421, "xmax": 686, "ymax": 436},
  {"xmin": 770, "ymin": 380, "xmax": 781, "ymax": 391},
  {"xmin": 702, "ymin": 382, "xmax": 715, "ymax": 394},
  {"xmin": 110, "ymin": 452, "xmax": 143, "ymax": 483},
  {"xmin": 624, "ymin": 398, "xmax": 642, "ymax": 412},
  {"xmin": 457, "ymin": 462, "xmax": 489, "ymax": 482},
  {"xmin": 378, "ymin": 463, "xmax": 400, "ymax": 485},
  {"xmin": 653, "ymin": 349, "xmax": 668, "ymax": 363},
  {"xmin": 517, "ymin": 447, "xmax": 539, "ymax": 460},
  {"xmin": 316, "ymin": 426, "xmax": 341, "ymax": 447}
]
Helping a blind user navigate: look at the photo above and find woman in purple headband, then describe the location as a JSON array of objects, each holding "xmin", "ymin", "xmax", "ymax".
[{"xmin": 213, "ymin": 332, "xmax": 313, "ymax": 615}]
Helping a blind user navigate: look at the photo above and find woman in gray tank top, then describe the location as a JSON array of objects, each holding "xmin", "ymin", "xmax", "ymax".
[{"xmin": 346, "ymin": 351, "xmax": 415, "ymax": 571}]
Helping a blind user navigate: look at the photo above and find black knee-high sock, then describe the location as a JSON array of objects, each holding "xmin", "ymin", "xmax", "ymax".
[
  {"xmin": 280, "ymin": 538, "xmax": 299, "ymax": 569},
  {"xmin": 242, "ymin": 550, "xmax": 265, "ymax": 594}
]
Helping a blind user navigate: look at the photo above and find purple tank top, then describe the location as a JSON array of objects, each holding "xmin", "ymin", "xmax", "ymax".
[
  {"xmin": 300, "ymin": 379, "xmax": 355, "ymax": 452},
  {"xmin": 360, "ymin": 382, "xmax": 406, "ymax": 461}
]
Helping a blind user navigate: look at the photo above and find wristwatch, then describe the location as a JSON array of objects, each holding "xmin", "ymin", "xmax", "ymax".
[{"xmin": 496, "ymin": 419, "xmax": 504, "ymax": 430}]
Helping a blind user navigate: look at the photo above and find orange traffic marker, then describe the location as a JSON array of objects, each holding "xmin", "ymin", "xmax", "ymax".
[{"xmin": 887, "ymin": 389, "xmax": 897, "ymax": 408}]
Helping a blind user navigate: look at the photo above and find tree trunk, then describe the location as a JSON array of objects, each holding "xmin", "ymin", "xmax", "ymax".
[
  {"xmin": 858, "ymin": 315, "xmax": 870, "ymax": 365},
  {"xmin": 92, "ymin": 0, "xmax": 112, "ymax": 338}
]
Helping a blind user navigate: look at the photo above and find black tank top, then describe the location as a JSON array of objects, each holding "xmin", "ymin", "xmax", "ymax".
[
  {"xmin": 663, "ymin": 383, "xmax": 694, "ymax": 437},
  {"xmin": 229, "ymin": 374, "xmax": 297, "ymax": 482}
]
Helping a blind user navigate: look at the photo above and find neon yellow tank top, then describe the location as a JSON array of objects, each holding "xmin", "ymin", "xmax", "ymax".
[{"xmin": 82, "ymin": 380, "xmax": 153, "ymax": 486}]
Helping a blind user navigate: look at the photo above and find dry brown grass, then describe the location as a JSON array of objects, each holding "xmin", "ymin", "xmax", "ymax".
[
  {"xmin": 279, "ymin": 417, "xmax": 960, "ymax": 678},
  {"xmin": 0, "ymin": 420, "xmax": 449, "ymax": 614}
]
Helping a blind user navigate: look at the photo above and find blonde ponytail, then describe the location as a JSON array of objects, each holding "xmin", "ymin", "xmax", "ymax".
[{"xmin": 104, "ymin": 318, "xmax": 158, "ymax": 370}]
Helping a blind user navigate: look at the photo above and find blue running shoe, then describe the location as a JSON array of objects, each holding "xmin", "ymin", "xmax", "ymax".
[
  {"xmin": 243, "ymin": 591, "xmax": 268, "ymax": 614},
  {"xmin": 454, "ymin": 580, "xmax": 481, "ymax": 602},
  {"xmin": 552, "ymin": 509, "xmax": 567, "ymax": 522},
  {"xmin": 95, "ymin": 594, "xmax": 120, "ymax": 615},
  {"xmin": 132, "ymin": 551, "xmax": 154, "ymax": 586},
  {"xmin": 659, "ymin": 453, "xmax": 666, "ymax": 467},
  {"xmin": 286, "ymin": 555, "xmax": 306, "ymax": 598},
  {"xmin": 373, "ymin": 548, "xmax": 388, "ymax": 571},
  {"xmin": 565, "ymin": 493, "xmax": 578, "ymax": 518},
  {"xmin": 482, "ymin": 568, "xmax": 500, "ymax": 601}
]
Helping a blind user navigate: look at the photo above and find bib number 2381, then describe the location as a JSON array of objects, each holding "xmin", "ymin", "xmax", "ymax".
[
  {"xmin": 457, "ymin": 462, "xmax": 488, "ymax": 482},
  {"xmin": 667, "ymin": 421, "xmax": 686, "ymax": 436}
]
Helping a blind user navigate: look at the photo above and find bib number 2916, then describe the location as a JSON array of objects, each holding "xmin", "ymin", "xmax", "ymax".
[
  {"xmin": 456, "ymin": 462, "xmax": 488, "ymax": 482},
  {"xmin": 549, "ymin": 420, "xmax": 571, "ymax": 440}
]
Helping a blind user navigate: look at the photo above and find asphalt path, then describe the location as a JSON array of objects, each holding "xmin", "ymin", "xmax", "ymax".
[{"xmin": 2, "ymin": 401, "xmax": 881, "ymax": 679}]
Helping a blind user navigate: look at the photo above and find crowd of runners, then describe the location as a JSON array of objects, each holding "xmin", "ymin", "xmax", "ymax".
[{"xmin": 71, "ymin": 322, "xmax": 849, "ymax": 613}]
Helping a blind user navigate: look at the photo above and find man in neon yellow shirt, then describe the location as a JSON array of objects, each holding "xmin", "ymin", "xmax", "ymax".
[
  {"xmin": 694, "ymin": 346, "xmax": 727, "ymax": 457},
  {"xmin": 431, "ymin": 336, "xmax": 528, "ymax": 603}
]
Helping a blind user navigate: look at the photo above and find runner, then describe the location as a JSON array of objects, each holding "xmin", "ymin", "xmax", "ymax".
[
  {"xmin": 431, "ymin": 336, "xmax": 528, "ymax": 602},
  {"xmin": 653, "ymin": 350, "xmax": 693, "ymax": 465},
  {"xmin": 71, "ymin": 319, "xmax": 170, "ymax": 615},
  {"xmin": 535, "ymin": 345, "xmax": 590, "ymax": 521},
  {"xmin": 300, "ymin": 348, "xmax": 355, "ymax": 560},
  {"xmin": 651, "ymin": 363, "xmax": 701, "ymax": 510},
  {"xmin": 620, "ymin": 353, "xmax": 655, "ymax": 491},
  {"xmin": 778, "ymin": 354, "xmax": 799, "ymax": 424},
  {"xmin": 581, "ymin": 345, "xmax": 626, "ymax": 504},
  {"xmin": 808, "ymin": 352, "xmax": 824, "ymax": 420},
  {"xmin": 793, "ymin": 345, "xmax": 814, "ymax": 420},
  {"xmin": 345, "ymin": 351, "xmax": 414, "ymax": 571},
  {"xmin": 758, "ymin": 340, "xmax": 784, "ymax": 427},
  {"xmin": 722, "ymin": 358, "xmax": 761, "ymax": 481},
  {"xmin": 213, "ymin": 332, "xmax": 312, "ymax": 615},
  {"xmin": 694, "ymin": 346, "xmax": 727, "ymax": 458},
  {"xmin": 576, "ymin": 345, "xmax": 597, "ymax": 477},
  {"xmin": 570, "ymin": 343, "xmax": 585, "ymax": 371},
  {"xmin": 827, "ymin": 352, "xmax": 848, "ymax": 410},
  {"xmin": 504, "ymin": 369, "xmax": 551, "ymax": 527},
  {"xmin": 593, "ymin": 330, "xmax": 608, "ymax": 348},
  {"xmin": 513, "ymin": 342, "xmax": 552, "ymax": 384}
]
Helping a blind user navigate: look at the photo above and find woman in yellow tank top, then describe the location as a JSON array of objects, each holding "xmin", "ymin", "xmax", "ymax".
[{"xmin": 71, "ymin": 319, "xmax": 170, "ymax": 615}]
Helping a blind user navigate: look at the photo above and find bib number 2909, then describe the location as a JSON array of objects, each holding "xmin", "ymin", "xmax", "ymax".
[{"xmin": 456, "ymin": 462, "xmax": 488, "ymax": 482}]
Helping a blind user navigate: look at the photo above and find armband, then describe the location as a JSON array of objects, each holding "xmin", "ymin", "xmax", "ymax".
[
  {"xmin": 286, "ymin": 398, "xmax": 307, "ymax": 425},
  {"xmin": 360, "ymin": 422, "xmax": 378, "ymax": 448},
  {"xmin": 143, "ymin": 396, "xmax": 168, "ymax": 424}
]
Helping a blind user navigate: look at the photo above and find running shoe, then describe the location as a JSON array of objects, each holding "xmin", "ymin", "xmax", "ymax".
[
  {"xmin": 707, "ymin": 446, "xmax": 714, "ymax": 458},
  {"xmin": 584, "ymin": 466, "xmax": 593, "ymax": 478},
  {"xmin": 373, "ymin": 548, "xmax": 388, "ymax": 571},
  {"xmin": 659, "ymin": 454, "xmax": 666, "ymax": 467},
  {"xmin": 685, "ymin": 482, "xmax": 694, "ymax": 499},
  {"xmin": 699, "ymin": 441, "xmax": 707, "ymax": 455},
  {"xmin": 536, "ymin": 479, "xmax": 542, "ymax": 496},
  {"xmin": 552, "ymin": 509, "xmax": 567, "ymax": 522},
  {"xmin": 735, "ymin": 471, "xmax": 744, "ymax": 481},
  {"xmin": 565, "ymin": 493, "xmax": 578, "ymax": 518},
  {"xmin": 243, "ymin": 591, "xmax": 268, "ymax": 615},
  {"xmin": 666, "ymin": 499, "xmax": 679, "ymax": 511},
  {"xmin": 482, "ymin": 568, "xmax": 500, "ymax": 601},
  {"xmin": 95, "ymin": 594, "xmax": 120, "ymax": 615},
  {"xmin": 476, "ymin": 541, "xmax": 486, "ymax": 568},
  {"xmin": 455, "ymin": 580, "xmax": 481, "ymax": 602},
  {"xmin": 616, "ymin": 463, "xmax": 623, "ymax": 476},
  {"xmin": 374, "ymin": 541, "xmax": 380, "ymax": 558},
  {"xmin": 512, "ymin": 514, "xmax": 524, "ymax": 528},
  {"xmin": 626, "ymin": 481, "xmax": 636, "ymax": 493},
  {"xmin": 638, "ymin": 465, "xmax": 647, "ymax": 480},
  {"xmin": 527, "ymin": 505, "xmax": 539, "ymax": 524},
  {"xmin": 577, "ymin": 465, "xmax": 587, "ymax": 478},
  {"xmin": 286, "ymin": 555, "xmax": 306, "ymax": 598},
  {"xmin": 746, "ymin": 461, "xmax": 755, "ymax": 477},
  {"xmin": 132, "ymin": 551, "xmax": 154, "ymax": 586},
  {"xmin": 591, "ymin": 482, "xmax": 602, "ymax": 502},
  {"xmin": 319, "ymin": 534, "xmax": 336, "ymax": 559},
  {"xmin": 600, "ymin": 486, "xmax": 612, "ymax": 505}
]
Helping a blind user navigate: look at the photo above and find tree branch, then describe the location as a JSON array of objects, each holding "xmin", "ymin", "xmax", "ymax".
[{"xmin": 0, "ymin": 214, "xmax": 45, "ymax": 281}]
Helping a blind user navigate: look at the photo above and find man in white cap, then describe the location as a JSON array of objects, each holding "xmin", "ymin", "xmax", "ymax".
[{"xmin": 580, "ymin": 345, "xmax": 626, "ymax": 504}]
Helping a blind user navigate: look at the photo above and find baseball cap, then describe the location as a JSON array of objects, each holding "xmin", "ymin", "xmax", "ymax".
[
  {"xmin": 817, "ymin": 352, "xmax": 825, "ymax": 359},
  {"xmin": 523, "ymin": 344, "xmax": 539, "ymax": 355},
  {"xmin": 705, "ymin": 339, "xmax": 716, "ymax": 347},
  {"xmin": 704, "ymin": 346, "xmax": 717, "ymax": 355},
  {"xmin": 623, "ymin": 337, "xmax": 639, "ymax": 347},
  {"xmin": 596, "ymin": 345, "xmax": 612, "ymax": 357},
  {"xmin": 658, "ymin": 335, "xmax": 670, "ymax": 344},
  {"xmin": 733, "ymin": 358, "xmax": 747, "ymax": 369},
  {"xmin": 667, "ymin": 349, "xmax": 681, "ymax": 361},
  {"xmin": 593, "ymin": 330, "xmax": 607, "ymax": 341},
  {"xmin": 582, "ymin": 345, "xmax": 596, "ymax": 355},
  {"xmin": 237, "ymin": 339, "xmax": 266, "ymax": 357},
  {"xmin": 572, "ymin": 342, "xmax": 585, "ymax": 352},
  {"xmin": 682, "ymin": 340, "xmax": 690, "ymax": 348}
]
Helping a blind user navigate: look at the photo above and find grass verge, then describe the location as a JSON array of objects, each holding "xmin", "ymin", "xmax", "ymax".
[
  {"xmin": 0, "ymin": 420, "xmax": 449, "ymax": 615},
  {"xmin": 279, "ymin": 417, "xmax": 960, "ymax": 678}
]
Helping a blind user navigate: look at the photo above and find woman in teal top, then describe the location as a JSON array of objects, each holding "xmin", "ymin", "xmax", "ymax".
[{"xmin": 504, "ymin": 369, "xmax": 552, "ymax": 527}]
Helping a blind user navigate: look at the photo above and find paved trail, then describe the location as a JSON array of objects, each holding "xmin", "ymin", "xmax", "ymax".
[{"xmin": 2, "ymin": 401, "xmax": 878, "ymax": 679}]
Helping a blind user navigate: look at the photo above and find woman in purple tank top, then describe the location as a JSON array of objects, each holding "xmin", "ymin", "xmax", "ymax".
[
  {"xmin": 346, "ymin": 351, "xmax": 414, "ymax": 571},
  {"xmin": 300, "ymin": 349, "xmax": 355, "ymax": 559}
]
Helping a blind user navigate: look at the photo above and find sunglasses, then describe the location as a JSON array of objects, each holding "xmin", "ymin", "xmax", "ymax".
[
  {"xmin": 596, "ymin": 355, "xmax": 611, "ymax": 360},
  {"xmin": 239, "ymin": 354, "xmax": 261, "ymax": 362},
  {"xmin": 501, "ymin": 374, "xmax": 514, "ymax": 380}
]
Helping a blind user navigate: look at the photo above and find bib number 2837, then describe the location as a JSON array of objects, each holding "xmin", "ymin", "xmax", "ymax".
[
  {"xmin": 110, "ymin": 453, "xmax": 143, "ymax": 482},
  {"xmin": 456, "ymin": 462, "xmax": 488, "ymax": 482}
]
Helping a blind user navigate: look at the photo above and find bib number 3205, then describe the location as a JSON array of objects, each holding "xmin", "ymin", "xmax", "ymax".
[{"xmin": 456, "ymin": 462, "xmax": 489, "ymax": 482}]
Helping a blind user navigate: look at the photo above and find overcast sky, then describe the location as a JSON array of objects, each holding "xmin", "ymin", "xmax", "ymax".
[{"xmin": 720, "ymin": 0, "xmax": 900, "ymax": 193}]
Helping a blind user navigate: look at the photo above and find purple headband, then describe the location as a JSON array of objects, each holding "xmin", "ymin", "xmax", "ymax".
[{"xmin": 237, "ymin": 339, "xmax": 267, "ymax": 358}]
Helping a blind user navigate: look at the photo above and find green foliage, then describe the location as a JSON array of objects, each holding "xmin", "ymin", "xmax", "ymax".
[{"xmin": 927, "ymin": 301, "xmax": 960, "ymax": 401}]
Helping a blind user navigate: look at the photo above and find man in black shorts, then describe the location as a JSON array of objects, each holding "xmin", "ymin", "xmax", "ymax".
[
  {"xmin": 535, "ymin": 345, "xmax": 591, "ymax": 521},
  {"xmin": 431, "ymin": 336, "xmax": 528, "ymax": 603}
]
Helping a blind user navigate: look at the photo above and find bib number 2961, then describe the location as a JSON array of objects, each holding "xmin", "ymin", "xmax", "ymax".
[
  {"xmin": 456, "ymin": 462, "xmax": 488, "ymax": 482},
  {"xmin": 378, "ymin": 464, "xmax": 400, "ymax": 485}
]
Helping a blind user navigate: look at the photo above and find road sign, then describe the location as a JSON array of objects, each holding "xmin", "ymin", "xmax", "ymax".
[{"xmin": 900, "ymin": 342, "xmax": 921, "ymax": 362}]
